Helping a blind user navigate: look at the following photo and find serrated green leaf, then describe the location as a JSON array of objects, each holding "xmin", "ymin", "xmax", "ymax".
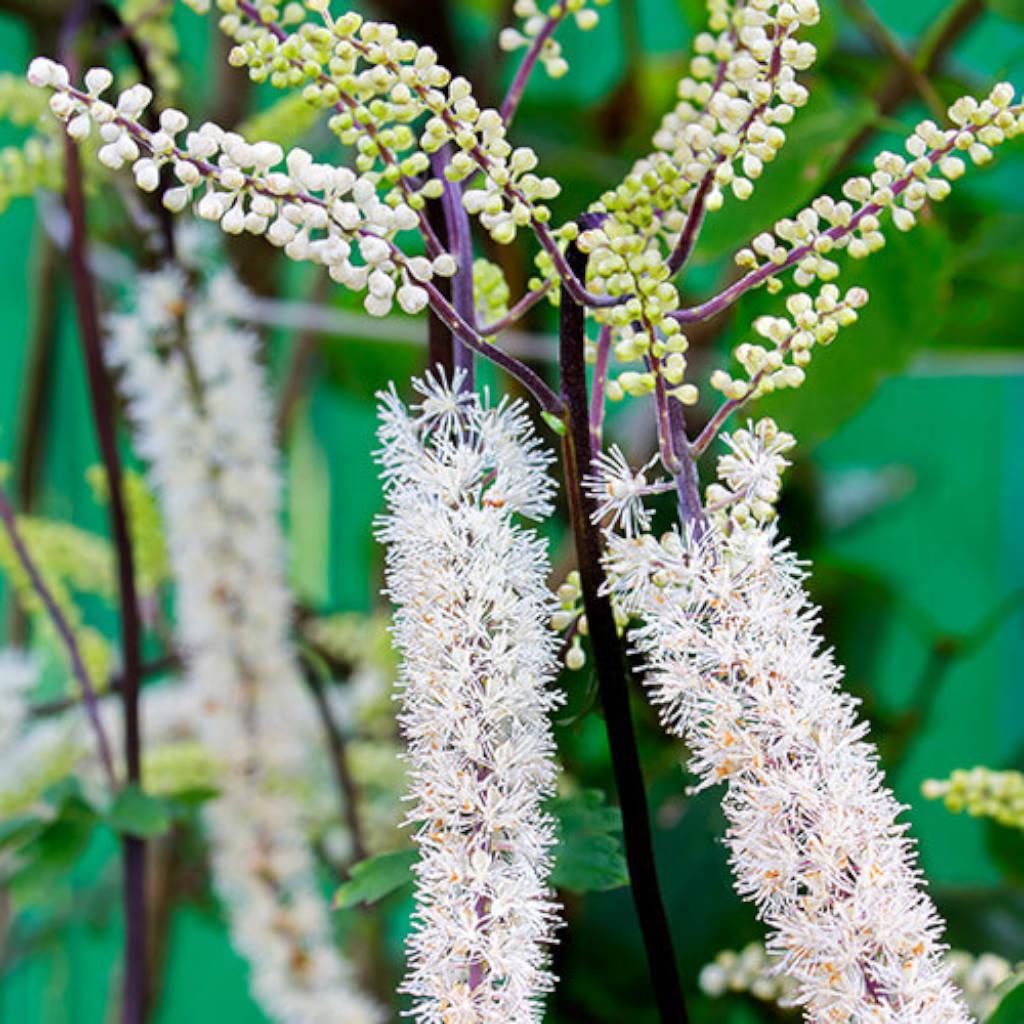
[
  {"xmin": 333, "ymin": 848, "xmax": 417, "ymax": 909},
  {"xmin": 105, "ymin": 785, "xmax": 172, "ymax": 839},
  {"xmin": 0, "ymin": 813, "xmax": 46, "ymax": 852},
  {"xmin": 6, "ymin": 814, "xmax": 94, "ymax": 910}
]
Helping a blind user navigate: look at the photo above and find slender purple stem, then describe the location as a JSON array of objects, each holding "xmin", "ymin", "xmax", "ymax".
[
  {"xmin": 0, "ymin": 485, "xmax": 117, "ymax": 785},
  {"xmin": 559, "ymin": 237, "xmax": 689, "ymax": 1024},
  {"xmin": 419, "ymin": 276, "xmax": 563, "ymax": 415},
  {"xmin": 499, "ymin": 4, "xmax": 566, "ymax": 125},
  {"xmin": 480, "ymin": 282, "xmax": 552, "ymax": 335}
]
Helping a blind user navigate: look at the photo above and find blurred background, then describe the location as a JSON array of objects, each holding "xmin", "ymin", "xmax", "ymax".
[{"xmin": 0, "ymin": 0, "xmax": 1023, "ymax": 1020}]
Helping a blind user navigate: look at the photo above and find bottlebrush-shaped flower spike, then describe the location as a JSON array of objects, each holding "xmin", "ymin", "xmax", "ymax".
[
  {"xmin": 377, "ymin": 374, "xmax": 562, "ymax": 1023},
  {"xmin": 605, "ymin": 523, "xmax": 970, "ymax": 1023}
]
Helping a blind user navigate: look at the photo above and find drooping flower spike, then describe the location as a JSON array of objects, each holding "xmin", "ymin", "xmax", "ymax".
[{"xmin": 377, "ymin": 375, "xmax": 562, "ymax": 1023}]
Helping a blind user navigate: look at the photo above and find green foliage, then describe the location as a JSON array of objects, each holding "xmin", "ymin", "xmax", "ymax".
[
  {"xmin": 549, "ymin": 789, "xmax": 629, "ymax": 894},
  {"xmin": 1, "ymin": 781, "xmax": 97, "ymax": 911},
  {"xmin": 105, "ymin": 785, "xmax": 172, "ymax": 839},
  {"xmin": 333, "ymin": 848, "xmax": 417, "ymax": 909},
  {"xmin": 986, "ymin": 0, "xmax": 1024, "ymax": 24},
  {"xmin": 989, "ymin": 970, "xmax": 1024, "ymax": 1024}
]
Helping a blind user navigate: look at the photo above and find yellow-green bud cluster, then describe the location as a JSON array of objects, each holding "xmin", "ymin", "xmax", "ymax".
[
  {"xmin": 121, "ymin": 0, "xmax": 182, "ymax": 98},
  {"xmin": 0, "ymin": 512, "xmax": 113, "ymax": 688},
  {"xmin": 472, "ymin": 258, "xmax": 511, "ymax": 325},
  {"xmin": 586, "ymin": 0, "xmax": 819, "ymax": 280},
  {"xmin": 87, "ymin": 466, "xmax": 169, "ymax": 594},
  {"xmin": 143, "ymin": 740, "xmax": 219, "ymax": 796},
  {"xmin": 923, "ymin": 767, "xmax": 1024, "ymax": 831}
]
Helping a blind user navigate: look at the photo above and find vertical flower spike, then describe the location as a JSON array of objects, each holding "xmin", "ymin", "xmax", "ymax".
[
  {"xmin": 605, "ymin": 525, "xmax": 970, "ymax": 1023},
  {"xmin": 377, "ymin": 375, "xmax": 562, "ymax": 1023},
  {"xmin": 105, "ymin": 266, "xmax": 381, "ymax": 1024}
]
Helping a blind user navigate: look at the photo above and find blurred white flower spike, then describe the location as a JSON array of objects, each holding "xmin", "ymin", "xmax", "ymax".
[
  {"xmin": 104, "ymin": 265, "xmax": 381, "ymax": 1024},
  {"xmin": 377, "ymin": 375, "xmax": 562, "ymax": 1023}
]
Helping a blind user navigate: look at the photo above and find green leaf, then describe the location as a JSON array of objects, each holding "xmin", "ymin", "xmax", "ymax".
[
  {"xmin": 333, "ymin": 848, "xmax": 417, "ymax": 909},
  {"xmin": 0, "ymin": 813, "xmax": 47, "ymax": 852},
  {"xmin": 753, "ymin": 224, "xmax": 954, "ymax": 449},
  {"xmin": 541, "ymin": 410, "xmax": 568, "ymax": 436},
  {"xmin": 549, "ymin": 790, "xmax": 629, "ymax": 893},
  {"xmin": 6, "ymin": 808, "xmax": 96, "ymax": 910},
  {"xmin": 105, "ymin": 785, "xmax": 172, "ymax": 839},
  {"xmin": 986, "ymin": 0, "xmax": 1024, "ymax": 23},
  {"xmin": 988, "ymin": 970, "xmax": 1024, "ymax": 1024}
]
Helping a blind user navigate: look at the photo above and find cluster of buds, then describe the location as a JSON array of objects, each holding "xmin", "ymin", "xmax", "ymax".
[
  {"xmin": 706, "ymin": 418, "xmax": 795, "ymax": 525},
  {"xmin": 26, "ymin": 57, "xmax": 460, "ymax": 319},
  {"xmin": 550, "ymin": 570, "xmax": 588, "ymax": 671},
  {"xmin": 569, "ymin": 1, "xmax": 823, "ymax": 412},
  {"xmin": 651, "ymin": 0, "xmax": 819, "ymax": 215},
  {"xmin": 472, "ymin": 258, "xmax": 512, "ymax": 325},
  {"xmin": 211, "ymin": 1, "xmax": 563, "ymax": 246},
  {"xmin": 709, "ymin": 284, "xmax": 869, "ymax": 403},
  {"xmin": 923, "ymin": 767, "xmax": 1024, "ymax": 831},
  {"xmin": 498, "ymin": 0, "xmax": 609, "ymax": 80},
  {"xmin": 730, "ymin": 83, "xmax": 1022, "ymax": 292}
]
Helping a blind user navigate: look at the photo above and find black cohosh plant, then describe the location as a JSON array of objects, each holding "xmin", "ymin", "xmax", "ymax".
[{"xmin": 9, "ymin": 0, "xmax": 1023, "ymax": 1021}]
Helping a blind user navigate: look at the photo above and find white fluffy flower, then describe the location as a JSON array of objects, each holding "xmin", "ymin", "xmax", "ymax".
[
  {"xmin": 606, "ymin": 524, "xmax": 970, "ymax": 1024},
  {"xmin": 376, "ymin": 375, "xmax": 562, "ymax": 1023},
  {"xmin": 584, "ymin": 446, "xmax": 660, "ymax": 538},
  {"xmin": 106, "ymin": 266, "xmax": 380, "ymax": 1024}
]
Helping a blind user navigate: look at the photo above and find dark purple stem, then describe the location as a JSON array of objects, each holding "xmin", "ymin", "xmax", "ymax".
[
  {"xmin": 432, "ymin": 146, "xmax": 475, "ymax": 387},
  {"xmin": 559, "ymin": 237, "xmax": 689, "ymax": 1024},
  {"xmin": 588, "ymin": 323, "xmax": 612, "ymax": 451},
  {"xmin": 0, "ymin": 485, "xmax": 117, "ymax": 784},
  {"xmin": 64, "ymin": 124, "xmax": 148, "ymax": 1024},
  {"xmin": 420, "ymin": 277, "xmax": 563, "ymax": 415}
]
